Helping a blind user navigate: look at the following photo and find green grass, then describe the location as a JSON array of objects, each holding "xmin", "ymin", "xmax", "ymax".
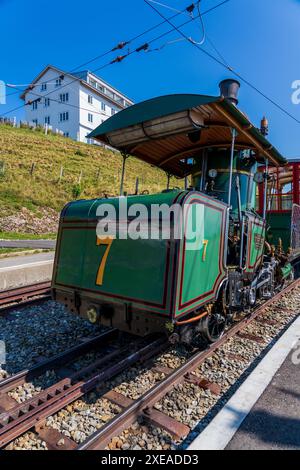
[
  {"xmin": 0, "ymin": 124, "xmax": 182, "ymax": 217},
  {"xmin": 0, "ymin": 248, "xmax": 29, "ymax": 255},
  {"xmin": 0, "ymin": 247, "xmax": 52, "ymax": 257},
  {"xmin": 0, "ymin": 231, "xmax": 57, "ymax": 240}
]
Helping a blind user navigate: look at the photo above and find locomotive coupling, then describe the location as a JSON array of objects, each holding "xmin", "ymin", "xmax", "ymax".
[{"xmin": 87, "ymin": 306, "xmax": 99, "ymax": 324}]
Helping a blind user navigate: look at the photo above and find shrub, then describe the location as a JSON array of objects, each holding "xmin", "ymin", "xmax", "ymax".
[
  {"xmin": 72, "ymin": 184, "xmax": 82, "ymax": 199},
  {"xmin": 75, "ymin": 149, "xmax": 86, "ymax": 157}
]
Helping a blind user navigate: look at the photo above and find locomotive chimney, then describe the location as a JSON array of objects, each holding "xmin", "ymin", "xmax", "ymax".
[
  {"xmin": 260, "ymin": 116, "xmax": 269, "ymax": 136},
  {"xmin": 219, "ymin": 79, "xmax": 241, "ymax": 106}
]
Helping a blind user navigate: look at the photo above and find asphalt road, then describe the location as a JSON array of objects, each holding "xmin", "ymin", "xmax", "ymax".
[
  {"xmin": 226, "ymin": 349, "xmax": 300, "ymax": 450},
  {"xmin": 0, "ymin": 240, "xmax": 56, "ymax": 250},
  {"xmin": 0, "ymin": 252, "xmax": 55, "ymax": 270}
]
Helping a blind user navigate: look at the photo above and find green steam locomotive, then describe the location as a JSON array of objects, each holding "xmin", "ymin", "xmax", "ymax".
[{"xmin": 52, "ymin": 80, "xmax": 298, "ymax": 343}]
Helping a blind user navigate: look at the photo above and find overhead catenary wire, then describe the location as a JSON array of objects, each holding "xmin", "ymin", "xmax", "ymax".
[
  {"xmin": 5, "ymin": 1, "xmax": 197, "ymax": 98},
  {"xmin": 190, "ymin": 1, "xmax": 206, "ymax": 45},
  {"xmin": 144, "ymin": 0, "xmax": 300, "ymax": 126},
  {"xmin": 7, "ymin": 82, "xmax": 61, "ymax": 88},
  {"xmin": 10, "ymin": 88, "xmax": 113, "ymax": 118},
  {"xmin": 205, "ymin": 34, "xmax": 232, "ymax": 69},
  {"xmin": 147, "ymin": 37, "xmax": 187, "ymax": 53},
  {"xmin": 0, "ymin": 0, "xmax": 230, "ymax": 118},
  {"xmin": 147, "ymin": 0, "xmax": 182, "ymax": 13},
  {"xmin": 65, "ymin": 0, "xmax": 194, "ymax": 72},
  {"xmin": 1, "ymin": 0, "xmax": 203, "ymax": 114}
]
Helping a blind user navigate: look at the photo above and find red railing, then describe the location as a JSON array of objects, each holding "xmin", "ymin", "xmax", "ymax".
[{"xmin": 258, "ymin": 161, "xmax": 300, "ymax": 213}]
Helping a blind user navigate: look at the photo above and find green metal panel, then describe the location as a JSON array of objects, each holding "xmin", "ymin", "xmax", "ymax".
[
  {"xmin": 62, "ymin": 190, "xmax": 185, "ymax": 220},
  {"xmin": 55, "ymin": 228, "xmax": 169, "ymax": 308},
  {"xmin": 53, "ymin": 190, "xmax": 229, "ymax": 321},
  {"xmin": 174, "ymin": 193, "xmax": 227, "ymax": 317},
  {"xmin": 54, "ymin": 190, "xmax": 187, "ymax": 317},
  {"xmin": 267, "ymin": 212, "xmax": 292, "ymax": 251},
  {"xmin": 281, "ymin": 263, "xmax": 293, "ymax": 279},
  {"xmin": 245, "ymin": 215, "xmax": 266, "ymax": 274},
  {"xmin": 55, "ymin": 228, "xmax": 87, "ymax": 286}
]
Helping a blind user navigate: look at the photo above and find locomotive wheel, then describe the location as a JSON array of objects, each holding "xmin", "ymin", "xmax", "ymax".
[{"xmin": 199, "ymin": 313, "xmax": 226, "ymax": 343}]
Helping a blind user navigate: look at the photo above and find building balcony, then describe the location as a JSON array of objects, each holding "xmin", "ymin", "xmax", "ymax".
[{"xmin": 87, "ymin": 78, "xmax": 128, "ymax": 107}]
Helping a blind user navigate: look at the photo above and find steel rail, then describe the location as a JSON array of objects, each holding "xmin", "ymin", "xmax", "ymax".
[
  {"xmin": 78, "ymin": 279, "xmax": 300, "ymax": 450},
  {"xmin": 0, "ymin": 335, "xmax": 166, "ymax": 448},
  {"xmin": 0, "ymin": 329, "xmax": 118, "ymax": 396},
  {"xmin": 0, "ymin": 282, "xmax": 52, "ymax": 314}
]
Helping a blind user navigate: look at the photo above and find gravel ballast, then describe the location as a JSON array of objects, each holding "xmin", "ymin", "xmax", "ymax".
[
  {"xmin": 3, "ymin": 286, "xmax": 300, "ymax": 451},
  {"xmin": 0, "ymin": 300, "xmax": 102, "ymax": 380}
]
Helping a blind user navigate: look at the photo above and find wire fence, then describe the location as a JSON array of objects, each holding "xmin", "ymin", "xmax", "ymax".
[
  {"xmin": 0, "ymin": 153, "xmax": 151, "ymax": 202},
  {"xmin": 0, "ymin": 119, "xmax": 178, "ymax": 197},
  {"xmin": 0, "ymin": 117, "xmax": 71, "ymax": 138}
]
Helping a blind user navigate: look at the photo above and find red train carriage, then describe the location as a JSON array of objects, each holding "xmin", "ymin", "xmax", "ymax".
[{"xmin": 257, "ymin": 160, "xmax": 300, "ymax": 266}]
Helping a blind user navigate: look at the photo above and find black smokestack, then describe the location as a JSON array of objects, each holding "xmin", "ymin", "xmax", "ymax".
[{"xmin": 219, "ymin": 79, "xmax": 241, "ymax": 106}]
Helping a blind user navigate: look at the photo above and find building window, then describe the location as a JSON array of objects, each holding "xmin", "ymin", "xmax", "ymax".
[
  {"xmin": 32, "ymin": 119, "xmax": 38, "ymax": 126},
  {"xmin": 44, "ymin": 116, "xmax": 50, "ymax": 125},
  {"xmin": 111, "ymin": 108, "xmax": 116, "ymax": 116},
  {"xmin": 59, "ymin": 112, "xmax": 69, "ymax": 122},
  {"xmin": 44, "ymin": 98, "xmax": 50, "ymax": 107},
  {"xmin": 101, "ymin": 102, "xmax": 106, "ymax": 112},
  {"xmin": 115, "ymin": 96, "xmax": 125, "ymax": 105},
  {"xmin": 59, "ymin": 93, "xmax": 69, "ymax": 103},
  {"xmin": 88, "ymin": 95, "xmax": 93, "ymax": 104},
  {"xmin": 56, "ymin": 78, "xmax": 62, "ymax": 87},
  {"xmin": 105, "ymin": 89, "xmax": 114, "ymax": 99},
  {"xmin": 41, "ymin": 83, "xmax": 47, "ymax": 91},
  {"xmin": 32, "ymin": 101, "xmax": 38, "ymax": 110},
  {"xmin": 63, "ymin": 132, "xmax": 69, "ymax": 137},
  {"xmin": 88, "ymin": 113, "xmax": 93, "ymax": 123}
]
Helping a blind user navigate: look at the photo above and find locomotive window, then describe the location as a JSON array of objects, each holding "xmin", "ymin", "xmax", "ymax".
[{"xmin": 282, "ymin": 183, "xmax": 292, "ymax": 193}]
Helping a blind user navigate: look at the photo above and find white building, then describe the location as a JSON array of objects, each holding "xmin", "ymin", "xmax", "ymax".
[{"xmin": 21, "ymin": 65, "xmax": 134, "ymax": 143}]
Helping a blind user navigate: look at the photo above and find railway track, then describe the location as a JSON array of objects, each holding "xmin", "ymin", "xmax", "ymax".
[
  {"xmin": 0, "ymin": 329, "xmax": 118, "ymax": 405},
  {"xmin": 0, "ymin": 282, "xmax": 52, "ymax": 315},
  {"xmin": 0, "ymin": 333, "xmax": 166, "ymax": 449},
  {"xmin": 78, "ymin": 279, "xmax": 300, "ymax": 450},
  {"xmin": 1, "ymin": 279, "xmax": 299, "ymax": 451}
]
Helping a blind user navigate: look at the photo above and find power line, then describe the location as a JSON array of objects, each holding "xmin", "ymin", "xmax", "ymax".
[
  {"xmin": 0, "ymin": 0, "xmax": 230, "ymax": 118},
  {"xmin": 68, "ymin": 1, "xmax": 194, "ymax": 73},
  {"xmin": 5, "ymin": 2, "xmax": 193, "ymax": 100},
  {"xmin": 6, "ymin": 84, "xmax": 115, "ymax": 118},
  {"xmin": 205, "ymin": 34, "xmax": 231, "ymax": 69},
  {"xmin": 191, "ymin": 1, "xmax": 206, "ymax": 46},
  {"xmin": 147, "ymin": 0, "xmax": 182, "ymax": 13},
  {"xmin": 0, "ymin": 1, "xmax": 196, "ymax": 115},
  {"xmin": 145, "ymin": 0, "xmax": 300, "ymax": 126}
]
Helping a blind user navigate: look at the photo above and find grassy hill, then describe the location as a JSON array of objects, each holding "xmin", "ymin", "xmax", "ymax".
[{"xmin": 0, "ymin": 124, "xmax": 181, "ymax": 218}]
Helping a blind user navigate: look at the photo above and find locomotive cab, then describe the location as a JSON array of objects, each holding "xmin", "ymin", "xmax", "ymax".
[
  {"xmin": 52, "ymin": 80, "xmax": 292, "ymax": 343},
  {"xmin": 191, "ymin": 148, "xmax": 261, "ymax": 268}
]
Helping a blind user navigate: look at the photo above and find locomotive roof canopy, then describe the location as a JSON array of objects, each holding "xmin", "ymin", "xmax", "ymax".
[{"xmin": 89, "ymin": 94, "xmax": 286, "ymax": 177}]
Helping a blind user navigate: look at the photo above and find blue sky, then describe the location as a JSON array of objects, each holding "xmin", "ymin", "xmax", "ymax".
[{"xmin": 0, "ymin": 0, "xmax": 299, "ymax": 158}]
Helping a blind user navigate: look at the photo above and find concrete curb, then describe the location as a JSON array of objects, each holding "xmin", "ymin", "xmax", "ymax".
[{"xmin": 0, "ymin": 260, "xmax": 53, "ymax": 291}]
